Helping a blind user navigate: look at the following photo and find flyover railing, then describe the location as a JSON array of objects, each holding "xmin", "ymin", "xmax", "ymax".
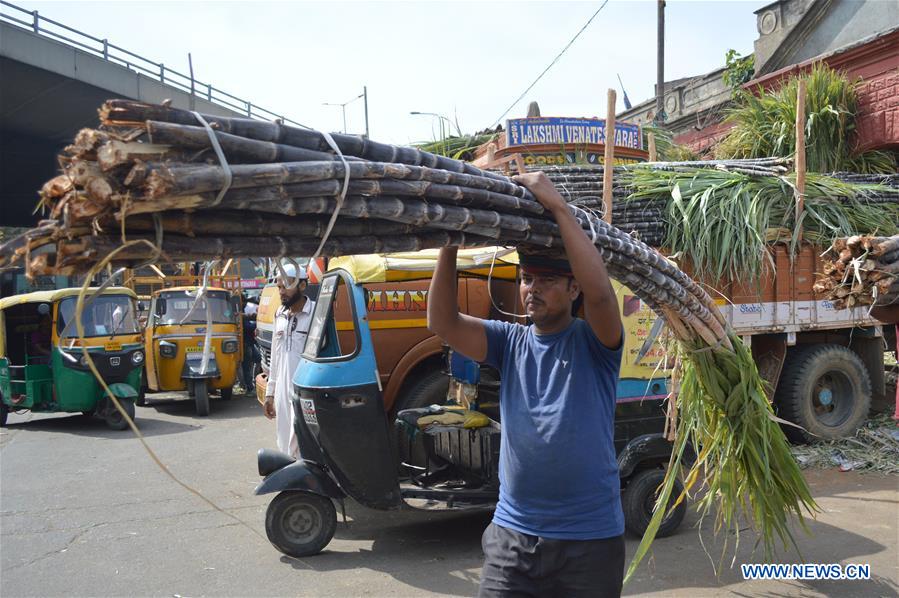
[{"xmin": 0, "ymin": 0, "xmax": 307, "ymax": 128}]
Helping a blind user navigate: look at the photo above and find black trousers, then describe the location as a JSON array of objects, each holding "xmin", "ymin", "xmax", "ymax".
[{"xmin": 478, "ymin": 523, "xmax": 625, "ymax": 598}]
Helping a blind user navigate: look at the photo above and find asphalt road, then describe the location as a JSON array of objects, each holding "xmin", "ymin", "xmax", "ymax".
[{"xmin": 1, "ymin": 391, "xmax": 897, "ymax": 597}]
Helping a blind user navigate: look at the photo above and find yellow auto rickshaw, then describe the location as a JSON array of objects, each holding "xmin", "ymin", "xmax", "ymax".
[
  {"xmin": 0, "ymin": 287, "xmax": 144, "ymax": 430},
  {"xmin": 143, "ymin": 287, "xmax": 242, "ymax": 416}
]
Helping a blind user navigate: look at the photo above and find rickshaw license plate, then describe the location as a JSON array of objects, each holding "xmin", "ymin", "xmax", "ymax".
[
  {"xmin": 104, "ymin": 341, "xmax": 122, "ymax": 352},
  {"xmin": 300, "ymin": 399, "xmax": 317, "ymax": 424},
  {"xmin": 185, "ymin": 346, "xmax": 215, "ymax": 352}
]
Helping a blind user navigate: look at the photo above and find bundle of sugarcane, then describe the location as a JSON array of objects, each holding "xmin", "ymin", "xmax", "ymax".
[
  {"xmin": 0, "ymin": 99, "xmax": 818, "ymax": 581},
  {"xmin": 627, "ymin": 167, "xmax": 899, "ymax": 283},
  {"xmin": 814, "ymin": 234, "xmax": 899, "ymax": 308}
]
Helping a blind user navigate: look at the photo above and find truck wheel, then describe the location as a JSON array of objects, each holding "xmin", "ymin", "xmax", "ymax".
[
  {"xmin": 775, "ymin": 344, "xmax": 871, "ymax": 443},
  {"xmin": 394, "ymin": 370, "xmax": 448, "ymax": 468},
  {"xmin": 105, "ymin": 399, "xmax": 135, "ymax": 431},
  {"xmin": 193, "ymin": 380, "xmax": 210, "ymax": 416},
  {"xmin": 623, "ymin": 468, "xmax": 685, "ymax": 538},
  {"xmin": 265, "ymin": 492, "xmax": 336, "ymax": 558}
]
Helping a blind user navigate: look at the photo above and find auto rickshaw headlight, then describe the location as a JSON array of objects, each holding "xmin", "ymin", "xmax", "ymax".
[
  {"xmin": 131, "ymin": 350, "xmax": 144, "ymax": 365},
  {"xmin": 222, "ymin": 339, "xmax": 239, "ymax": 354},
  {"xmin": 159, "ymin": 341, "xmax": 177, "ymax": 358},
  {"xmin": 79, "ymin": 355, "xmax": 90, "ymax": 367}
]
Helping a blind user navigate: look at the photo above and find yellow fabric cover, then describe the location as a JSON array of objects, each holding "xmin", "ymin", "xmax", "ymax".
[
  {"xmin": 417, "ymin": 408, "xmax": 491, "ymax": 430},
  {"xmin": 328, "ymin": 249, "xmax": 520, "ymax": 283}
]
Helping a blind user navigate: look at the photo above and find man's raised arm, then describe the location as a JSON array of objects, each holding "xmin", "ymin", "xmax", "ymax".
[{"xmin": 427, "ymin": 247, "xmax": 489, "ymax": 361}]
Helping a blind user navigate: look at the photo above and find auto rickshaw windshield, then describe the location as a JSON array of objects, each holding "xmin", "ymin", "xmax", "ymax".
[
  {"xmin": 57, "ymin": 295, "xmax": 140, "ymax": 338},
  {"xmin": 156, "ymin": 291, "xmax": 236, "ymax": 325}
]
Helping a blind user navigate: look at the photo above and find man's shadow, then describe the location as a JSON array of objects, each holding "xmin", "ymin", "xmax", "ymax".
[{"xmin": 269, "ymin": 496, "xmax": 895, "ymax": 597}]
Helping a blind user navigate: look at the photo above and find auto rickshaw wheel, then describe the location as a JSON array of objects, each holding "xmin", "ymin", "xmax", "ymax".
[
  {"xmin": 265, "ymin": 492, "xmax": 336, "ymax": 558},
  {"xmin": 623, "ymin": 468, "xmax": 685, "ymax": 539},
  {"xmin": 0, "ymin": 400, "xmax": 8, "ymax": 427},
  {"xmin": 105, "ymin": 398, "xmax": 135, "ymax": 431},
  {"xmin": 220, "ymin": 386, "xmax": 233, "ymax": 401},
  {"xmin": 193, "ymin": 380, "xmax": 210, "ymax": 416}
]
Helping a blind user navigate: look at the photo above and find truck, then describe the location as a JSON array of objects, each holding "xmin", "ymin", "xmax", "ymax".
[{"xmin": 686, "ymin": 242, "xmax": 891, "ymax": 442}]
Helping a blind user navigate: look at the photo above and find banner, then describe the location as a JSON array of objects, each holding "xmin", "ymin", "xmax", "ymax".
[{"xmin": 506, "ymin": 117, "xmax": 642, "ymax": 150}]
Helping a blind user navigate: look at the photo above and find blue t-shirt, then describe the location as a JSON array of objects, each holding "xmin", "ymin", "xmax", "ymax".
[{"xmin": 482, "ymin": 318, "xmax": 624, "ymax": 540}]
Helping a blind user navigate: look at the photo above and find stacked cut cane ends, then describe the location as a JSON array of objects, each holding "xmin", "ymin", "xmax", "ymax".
[{"xmin": 815, "ymin": 235, "xmax": 899, "ymax": 309}]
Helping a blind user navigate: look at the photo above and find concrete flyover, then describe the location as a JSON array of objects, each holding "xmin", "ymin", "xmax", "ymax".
[{"xmin": 0, "ymin": 6, "xmax": 295, "ymax": 228}]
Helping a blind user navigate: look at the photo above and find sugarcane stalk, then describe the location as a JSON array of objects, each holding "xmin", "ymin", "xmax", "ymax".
[
  {"xmin": 145, "ymin": 120, "xmax": 361, "ymax": 165},
  {"xmin": 101, "ymin": 99, "xmax": 510, "ymax": 182},
  {"xmin": 125, "ymin": 159, "xmax": 540, "ymax": 209},
  {"xmin": 120, "ymin": 212, "xmax": 423, "ymax": 238},
  {"xmin": 50, "ymin": 231, "xmax": 497, "ymax": 273}
]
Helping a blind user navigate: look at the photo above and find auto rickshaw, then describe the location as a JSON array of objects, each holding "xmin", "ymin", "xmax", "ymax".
[
  {"xmin": 254, "ymin": 266, "xmax": 689, "ymax": 558},
  {"xmin": 0, "ymin": 287, "xmax": 143, "ymax": 430},
  {"xmin": 143, "ymin": 286, "xmax": 242, "ymax": 416}
]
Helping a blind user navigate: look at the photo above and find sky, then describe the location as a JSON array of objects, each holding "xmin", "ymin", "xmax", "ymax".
[{"xmin": 14, "ymin": 0, "xmax": 769, "ymax": 145}]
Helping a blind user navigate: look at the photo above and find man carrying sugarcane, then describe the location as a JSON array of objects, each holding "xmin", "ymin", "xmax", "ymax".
[
  {"xmin": 263, "ymin": 263, "xmax": 315, "ymax": 459},
  {"xmin": 428, "ymin": 171, "xmax": 625, "ymax": 598}
]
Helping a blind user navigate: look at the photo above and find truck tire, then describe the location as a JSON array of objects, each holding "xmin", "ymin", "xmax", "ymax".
[
  {"xmin": 393, "ymin": 369, "xmax": 448, "ymax": 469},
  {"xmin": 774, "ymin": 344, "xmax": 871, "ymax": 443},
  {"xmin": 622, "ymin": 468, "xmax": 685, "ymax": 539}
]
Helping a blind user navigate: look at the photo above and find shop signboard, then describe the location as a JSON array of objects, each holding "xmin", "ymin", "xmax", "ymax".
[{"xmin": 506, "ymin": 117, "xmax": 642, "ymax": 150}]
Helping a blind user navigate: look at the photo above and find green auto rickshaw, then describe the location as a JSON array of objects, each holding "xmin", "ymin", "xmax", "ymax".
[{"xmin": 0, "ymin": 287, "xmax": 144, "ymax": 430}]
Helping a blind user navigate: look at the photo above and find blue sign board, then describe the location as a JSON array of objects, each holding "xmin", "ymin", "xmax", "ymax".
[{"xmin": 506, "ymin": 117, "xmax": 643, "ymax": 150}]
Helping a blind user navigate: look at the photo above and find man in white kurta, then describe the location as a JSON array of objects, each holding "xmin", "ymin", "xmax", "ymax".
[{"xmin": 263, "ymin": 265, "xmax": 315, "ymax": 458}]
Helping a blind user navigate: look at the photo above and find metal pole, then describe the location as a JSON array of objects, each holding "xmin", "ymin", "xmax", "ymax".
[
  {"xmin": 602, "ymin": 89, "xmax": 617, "ymax": 224},
  {"xmin": 363, "ymin": 86, "xmax": 370, "ymax": 138},
  {"xmin": 31, "ymin": 10, "xmax": 38, "ymax": 33},
  {"xmin": 188, "ymin": 53, "xmax": 196, "ymax": 111},
  {"xmin": 794, "ymin": 79, "xmax": 807, "ymax": 241},
  {"xmin": 341, "ymin": 105, "xmax": 347, "ymax": 134},
  {"xmin": 655, "ymin": 0, "xmax": 665, "ymax": 124}
]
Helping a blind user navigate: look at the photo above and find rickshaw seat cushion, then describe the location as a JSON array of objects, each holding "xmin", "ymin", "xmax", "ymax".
[{"xmin": 396, "ymin": 406, "xmax": 490, "ymax": 434}]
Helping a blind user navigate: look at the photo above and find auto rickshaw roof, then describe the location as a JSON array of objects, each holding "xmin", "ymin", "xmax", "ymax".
[
  {"xmin": 0, "ymin": 287, "xmax": 137, "ymax": 311},
  {"xmin": 328, "ymin": 248, "xmax": 520, "ymax": 283},
  {"xmin": 152, "ymin": 286, "xmax": 232, "ymax": 295}
]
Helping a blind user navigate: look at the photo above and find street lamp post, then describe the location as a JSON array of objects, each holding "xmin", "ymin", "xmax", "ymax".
[{"xmin": 323, "ymin": 91, "xmax": 365, "ymax": 134}]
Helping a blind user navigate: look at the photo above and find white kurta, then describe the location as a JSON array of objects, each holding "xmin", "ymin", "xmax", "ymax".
[{"xmin": 265, "ymin": 298, "xmax": 315, "ymax": 458}]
